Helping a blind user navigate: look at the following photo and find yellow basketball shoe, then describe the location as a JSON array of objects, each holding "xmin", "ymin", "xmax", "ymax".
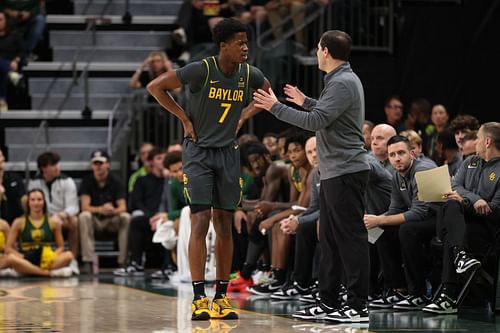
[
  {"xmin": 211, "ymin": 296, "xmax": 239, "ymax": 319},
  {"xmin": 192, "ymin": 297, "xmax": 211, "ymax": 320}
]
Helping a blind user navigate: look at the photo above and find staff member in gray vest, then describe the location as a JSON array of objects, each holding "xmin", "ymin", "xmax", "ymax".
[{"xmin": 253, "ymin": 30, "xmax": 370, "ymax": 323}]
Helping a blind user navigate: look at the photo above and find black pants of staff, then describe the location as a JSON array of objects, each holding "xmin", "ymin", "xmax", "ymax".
[
  {"xmin": 376, "ymin": 225, "xmax": 406, "ymax": 290},
  {"xmin": 439, "ymin": 200, "xmax": 497, "ymax": 285},
  {"xmin": 318, "ymin": 170, "xmax": 369, "ymax": 311},
  {"xmin": 129, "ymin": 215, "xmax": 166, "ymax": 268},
  {"xmin": 399, "ymin": 217, "xmax": 436, "ymax": 296},
  {"xmin": 293, "ymin": 219, "xmax": 319, "ymax": 288}
]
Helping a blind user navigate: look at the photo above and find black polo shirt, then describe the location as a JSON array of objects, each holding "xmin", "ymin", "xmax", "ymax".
[
  {"xmin": 0, "ymin": 171, "xmax": 26, "ymax": 223},
  {"xmin": 78, "ymin": 172, "xmax": 126, "ymax": 207}
]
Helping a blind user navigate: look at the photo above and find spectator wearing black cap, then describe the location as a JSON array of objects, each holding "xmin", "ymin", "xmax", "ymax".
[{"xmin": 78, "ymin": 150, "xmax": 131, "ymax": 273}]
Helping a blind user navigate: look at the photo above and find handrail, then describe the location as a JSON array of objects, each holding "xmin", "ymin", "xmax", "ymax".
[
  {"xmin": 24, "ymin": 120, "xmax": 48, "ymax": 186},
  {"xmin": 107, "ymin": 96, "xmax": 125, "ymax": 156}
]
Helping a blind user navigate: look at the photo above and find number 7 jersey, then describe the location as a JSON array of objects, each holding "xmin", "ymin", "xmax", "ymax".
[{"xmin": 176, "ymin": 56, "xmax": 266, "ymax": 148}]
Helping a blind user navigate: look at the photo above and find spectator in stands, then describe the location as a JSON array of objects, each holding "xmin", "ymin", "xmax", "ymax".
[
  {"xmin": 461, "ymin": 131, "xmax": 477, "ymax": 158},
  {"xmin": 0, "ymin": 148, "xmax": 25, "ymax": 224},
  {"xmin": 128, "ymin": 142, "xmax": 154, "ymax": 193},
  {"xmin": 436, "ymin": 128, "xmax": 462, "ymax": 177},
  {"xmin": 400, "ymin": 129, "xmax": 437, "ymax": 168},
  {"xmin": 450, "ymin": 114, "xmax": 480, "ymax": 153},
  {"xmin": 172, "ymin": 0, "xmax": 221, "ymax": 62},
  {"xmin": 423, "ymin": 122, "xmax": 500, "ymax": 314},
  {"xmin": 370, "ymin": 123, "xmax": 396, "ymax": 171},
  {"xmin": 265, "ymin": 0, "xmax": 306, "ymax": 48},
  {"xmin": 27, "ymin": 151, "xmax": 79, "ymax": 272},
  {"xmin": 364, "ymin": 135, "xmax": 436, "ymax": 311},
  {"xmin": 404, "ymin": 98, "xmax": 433, "ymax": 154},
  {"xmin": 78, "ymin": 150, "xmax": 131, "ymax": 274},
  {"xmin": 383, "ymin": 95, "xmax": 405, "ymax": 133},
  {"xmin": 363, "ymin": 120, "xmax": 374, "ymax": 151},
  {"xmin": 114, "ymin": 147, "xmax": 167, "ymax": 276},
  {"xmin": 129, "ymin": 51, "xmax": 181, "ymax": 99},
  {"xmin": 2, "ymin": 189, "xmax": 73, "ymax": 277},
  {"xmin": 426, "ymin": 104, "xmax": 450, "ymax": 164},
  {"xmin": 0, "ymin": 11, "xmax": 24, "ymax": 113},
  {"xmin": 1, "ymin": 0, "xmax": 46, "ymax": 61}
]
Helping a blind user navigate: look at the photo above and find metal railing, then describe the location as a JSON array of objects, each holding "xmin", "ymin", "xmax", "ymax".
[{"xmin": 23, "ymin": 0, "xmax": 132, "ymax": 184}]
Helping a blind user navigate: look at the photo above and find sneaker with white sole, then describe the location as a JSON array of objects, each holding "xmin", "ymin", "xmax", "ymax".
[
  {"xmin": 247, "ymin": 281, "xmax": 284, "ymax": 296},
  {"xmin": 393, "ymin": 295, "xmax": 429, "ymax": 310},
  {"xmin": 422, "ymin": 293, "xmax": 458, "ymax": 314},
  {"xmin": 369, "ymin": 289, "xmax": 407, "ymax": 309},
  {"xmin": 324, "ymin": 305, "xmax": 369, "ymax": 323},
  {"xmin": 292, "ymin": 302, "xmax": 333, "ymax": 320},
  {"xmin": 50, "ymin": 266, "xmax": 72, "ymax": 277},
  {"xmin": 299, "ymin": 289, "xmax": 319, "ymax": 303},
  {"xmin": 113, "ymin": 263, "xmax": 144, "ymax": 276},
  {"xmin": 69, "ymin": 259, "xmax": 80, "ymax": 275},
  {"xmin": 271, "ymin": 281, "xmax": 309, "ymax": 300},
  {"xmin": 454, "ymin": 251, "xmax": 481, "ymax": 274}
]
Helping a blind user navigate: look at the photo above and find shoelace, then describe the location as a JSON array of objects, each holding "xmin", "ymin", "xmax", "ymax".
[
  {"xmin": 194, "ymin": 298, "xmax": 209, "ymax": 309},
  {"xmin": 215, "ymin": 297, "xmax": 232, "ymax": 309}
]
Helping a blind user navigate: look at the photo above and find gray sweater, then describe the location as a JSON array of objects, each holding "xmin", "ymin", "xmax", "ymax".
[
  {"xmin": 453, "ymin": 155, "xmax": 500, "ymax": 219},
  {"xmin": 385, "ymin": 159, "xmax": 435, "ymax": 222},
  {"xmin": 269, "ymin": 62, "xmax": 369, "ymax": 180}
]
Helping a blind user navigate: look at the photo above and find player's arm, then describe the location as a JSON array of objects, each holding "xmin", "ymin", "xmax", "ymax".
[
  {"xmin": 147, "ymin": 71, "xmax": 189, "ymax": 124},
  {"xmin": 237, "ymin": 78, "xmax": 272, "ymax": 133}
]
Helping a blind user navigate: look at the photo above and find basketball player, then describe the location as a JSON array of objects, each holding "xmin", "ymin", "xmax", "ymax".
[{"xmin": 147, "ymin": 17, "xmax": 271, "ymax": 320}]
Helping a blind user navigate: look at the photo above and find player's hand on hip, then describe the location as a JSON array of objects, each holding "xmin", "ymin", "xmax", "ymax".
[
  {"xmin": 253, "ymin": 87, "xmax": 278, "ymax": 111},
  {"xmin": 283, "ymin": 84, "xmax": 305, "ymax": 106},
  {"xmin": 182, "ymin": 119, "xmax": 196, "ymax": 142}
]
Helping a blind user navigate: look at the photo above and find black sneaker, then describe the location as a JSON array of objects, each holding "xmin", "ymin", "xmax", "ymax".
[
  {"xmin": 248, "ymin": 281, "xmax": 284, "ymax": 296},
  {"xmin": 423, "ymin": 293, "xmax": 458, "ymax": 314},
  {"xmin": 292, "ymin": 302, "xmax": 333, "ymax": 320},
  {"xmin": 113, "ymin": 263, "xmax": 144, "ymax": 276},
  {"xmin": 393, "ymin": 295, "xmax": 429, "ymax": 311},
  {"xmin": 369, "ymin": 289, "xmax": 407, "ymax": 309},
  {"xmin": 271, "ymin": 281, "xmax": 308, "ymax": 300},
  {"xmin": 299, "ymin": 289, "xmax": 319, "ymax": 304},
  {"xmin": 454, "ymin": 251, "xmax": 481, "ymax": 274},
  {"xmin": 324, "ymin": 305, "xmax": 369, "ymax": 323}
]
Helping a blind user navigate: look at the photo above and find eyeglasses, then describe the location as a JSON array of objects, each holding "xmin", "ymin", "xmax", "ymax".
[{"xmin": 386, "ymin": 104, "xmax": 403, "ymax": 109}]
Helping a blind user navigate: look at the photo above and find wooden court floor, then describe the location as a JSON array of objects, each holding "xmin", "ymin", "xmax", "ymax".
[{"xmin": 0, "ymin": 275, "xmax": 499, "ymax": 332}]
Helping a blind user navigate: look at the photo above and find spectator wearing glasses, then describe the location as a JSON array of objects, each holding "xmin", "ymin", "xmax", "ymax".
[{"xmin": 384, "ymin": 95, "xmax": 405, "ymax": 133}]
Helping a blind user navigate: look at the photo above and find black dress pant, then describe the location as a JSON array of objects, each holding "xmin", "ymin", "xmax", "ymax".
[
  {"xmin": 129, "ymin": 215, "xmax": 165, "ymax": 267},
  {"xmin": 399, "ymin": 217, "xmax": 436, "ymax": 296},
  {"xmin": 439, "ymin": 200, "xmax": 497, "ymax": 284},
  {"xmin": 376, "ymin": 225, "xmax": 406, "ymax": 290},
  {"xmin": 294, "ymin": 219, "xmax": 318, "ymax": 287},
  {"xmin": 318, "ymin": 170, "xmax": 369, "ymax": 310}
]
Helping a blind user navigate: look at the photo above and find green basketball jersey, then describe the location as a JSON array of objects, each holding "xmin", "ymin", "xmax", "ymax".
[
  {"xmin": 177, "ymin": 56, "xmax": 265, "ymax": 148},
  {"xmin": 19, "ymin": 215, "xmax": 54, "ymax": 253}
]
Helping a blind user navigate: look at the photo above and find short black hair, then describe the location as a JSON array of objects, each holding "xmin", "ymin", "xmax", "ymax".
[
  {"xmin": 319, "ymin": 30, "xmax": 352, "ymax": 61},
  {"xmin": 437, "ymin": 128, "xmax": 459, "ymax": 150},
  {"xmin": 387, "ymin": 135, "xmax": 412, "ymax": 150},
  {"xmin": 147, "ymin": 147, "xmax": 165, "ymax": 161},
  {"xmin": 240, "ymin": 141, "xmax": 269, "ymax": 167},
  {"xmin": 285, "ymin": 130, "xmax": 312, "ymax": 154},
  {"xmin": 37, "ymin": 151, "xmax": 60, "ymax": 170},
  {"xmin": 212, "ymin": 18, "xmax": 247, "ymax": 48},
  {"xmin": 163, "ymin": 150, "xmax": 182, "ymax": 169}
]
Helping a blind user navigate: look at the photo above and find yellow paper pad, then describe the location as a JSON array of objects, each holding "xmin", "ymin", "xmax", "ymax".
[{"xmin": 415, "ymin": 164, "xmax": 452, "ymax": 202}]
